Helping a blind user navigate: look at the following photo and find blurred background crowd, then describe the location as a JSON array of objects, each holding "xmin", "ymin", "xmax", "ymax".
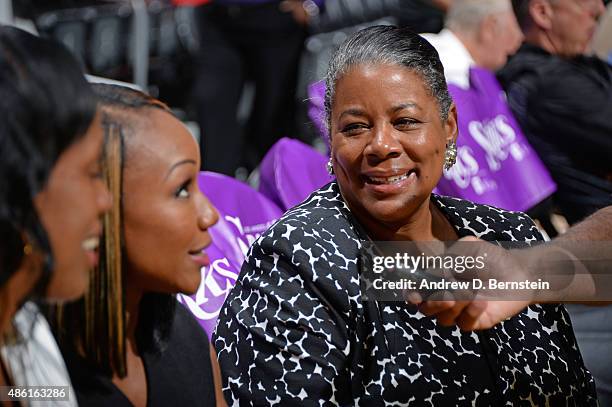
[
  {"xmin": 4, "ymin": 0, "xmax": 453, "ymax": 179},
  {"xmin": 4, "ymin": 0, "xmax": 610, "ymax": 189}
]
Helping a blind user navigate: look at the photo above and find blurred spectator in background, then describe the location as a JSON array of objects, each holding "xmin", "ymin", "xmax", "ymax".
[
  {"xmin": 497, "ymin": 0, "xmax": 612, "ymax": 404},
  {"xmin": 498, "ymin": 0, "xmax": 611, "ymax": 225},
  {"xmin": 193, "ymin": 0, "xmax": 322, "ymax": 176},
  {"xmin": 422, "ymin": 0, "xmax": 522, "ymax": 85},
  {"xmin": 591, "ymin": 1, "xmax": 612, "ymax": 63}
]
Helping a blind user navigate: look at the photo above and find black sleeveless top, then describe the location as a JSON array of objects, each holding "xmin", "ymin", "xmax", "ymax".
[{"xmin": 61, "ymin": 301, "xmax": 217, "ymax": 407}]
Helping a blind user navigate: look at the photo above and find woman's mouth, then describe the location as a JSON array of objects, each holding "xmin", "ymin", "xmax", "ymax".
[
  {"xmin": 82, "ymin": 236, "xmax": 100, "ymax": 268},
  {"xmin": 362, "ymin": 170, "xmax": 417, "ymax": 193},
  {"xmin": 364, "ymin": 169, "xmax": 417, "ymax": 184},
  {"xmin": 365, "ymin": 171, "xmax": 414, "ymax": 185},
  {"xmin": 189, "ymin": 248, "xmax": 211, "ymax": 267}
]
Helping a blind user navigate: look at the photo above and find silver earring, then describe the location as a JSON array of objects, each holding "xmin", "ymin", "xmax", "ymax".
[
  {"xmin": 326, "ymin": 158, "xmax": 334, "ymax": 175},
  {"xmin": 444, "ymin": 140, "xmax": 457, "ymax": 170}
]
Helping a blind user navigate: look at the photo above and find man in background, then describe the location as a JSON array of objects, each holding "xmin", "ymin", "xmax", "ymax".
[
  {"xmin": 498, "ymin": 0, "xmax": 611, "ymax": 225},
  {"xmin": 422, "ymin": 0, "xmax": 522, "ymax": 86}
]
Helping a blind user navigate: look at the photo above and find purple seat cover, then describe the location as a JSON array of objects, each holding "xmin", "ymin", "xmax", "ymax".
[
  {"xmin": 308, "ymin": 80, "xmax": 329, "ymax": 151},
  {"xmin": 259, "ymin": 137, "xmax": 333, "ymax": 211}
]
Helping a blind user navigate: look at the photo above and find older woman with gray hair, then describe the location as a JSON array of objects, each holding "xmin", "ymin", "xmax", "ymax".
[{"xmin": 213, "ymin": 26, "xmax": 596, "ymax": 405}]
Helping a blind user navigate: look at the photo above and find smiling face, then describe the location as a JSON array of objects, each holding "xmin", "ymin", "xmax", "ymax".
[
  {"xmin": 121, "ymin": 109, "xmax": 218, "ymax": 295},
  {"xmin": 330, "ymin": 63, "xmax": 457, "ymax": 233},
  {"xmin": 34, "ymin": 113, "xmax": 112, "ymax": 300}
]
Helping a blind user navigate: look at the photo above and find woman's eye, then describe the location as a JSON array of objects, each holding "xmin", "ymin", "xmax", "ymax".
[
  {"xmin": 394, "ymin": 118, "xmax": 419, "ymax": 129},
  {"xmin": 341, "ymin": 123, "xmax": 368, "ymax": 136},
  {"xmin": 175, "ymin": 181, "xmax": 191, "ymax": 198},
  {"xmin": 89, "ymin": 164, "xmax": 103, "ymax": 179}
]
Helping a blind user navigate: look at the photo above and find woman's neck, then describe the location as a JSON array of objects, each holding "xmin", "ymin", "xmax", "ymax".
[
  {"xmin": 355, "ymin": 197, "xmax": 456, "ymax": 242},
  {"xmin": 124, "ymin": 286, "xmax": 144, "ymax": 350},
  {"xmin": 393, "ymin": 200, "xmax": 437, "ymax": 241}
]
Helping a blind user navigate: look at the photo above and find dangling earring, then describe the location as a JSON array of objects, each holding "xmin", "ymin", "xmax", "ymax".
[
  {"xmin": 326, "ymin": 158, "xmax": 334, "ymax": 175},
  {"xmin": 444, "ymin": 140, "xmax": 457, "ymax": 170}
]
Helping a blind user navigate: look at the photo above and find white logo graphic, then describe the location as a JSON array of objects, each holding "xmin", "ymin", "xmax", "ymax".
[
  {"xmin": 468, "ymin": 115, "xmax": 526, "ymax": 171},
  {"xmin": 442, "ymin": 115, "xmax": 528, "ymax": 195}
]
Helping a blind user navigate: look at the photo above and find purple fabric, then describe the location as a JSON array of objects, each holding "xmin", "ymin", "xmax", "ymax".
[
  {"xmin": 307, "ymin": 80, "xmax": 329, "ymax": 153},
  {"xmin": 437, "ymin": 67, "xmax": 556, "ymax": 212},
  {"xmin": 178, "ymin": 172, "xmax": 283, "ymax": 338},
  {"xmin": 259, "ymin": 137, "xmax": 333, "ymax": 211}
]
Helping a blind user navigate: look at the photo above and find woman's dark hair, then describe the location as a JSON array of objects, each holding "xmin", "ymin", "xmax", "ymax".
[
  {"xmin": 56, "ymin": 84, "xmax": 175, "ymax": 378},
  {"xmin": 324, "ymin": 25, "xmax": 453, "ymax": 134},
  {"xmin": 0, "ymin": 26, "xmax": 97, "ymax": 290}
]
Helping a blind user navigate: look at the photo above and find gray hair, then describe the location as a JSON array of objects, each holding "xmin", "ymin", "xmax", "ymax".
[
  {"xmin": 324, "ymin": 25, "xmax": 453, "ymax": 136},
  {"xmin": 446, "ymin": 0, "xmax": 512, "ymax": 34}
]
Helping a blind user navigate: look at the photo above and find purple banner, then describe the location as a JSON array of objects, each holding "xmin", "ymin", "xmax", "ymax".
[
  {"xmin": 178, "ymin": 172, "xmax": 283, "ymax": 338},
  {"xmin": 437, "ymin": 67, "xmax": 556, "ymax": 212}
]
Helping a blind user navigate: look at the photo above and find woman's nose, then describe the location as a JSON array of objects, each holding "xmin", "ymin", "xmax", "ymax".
[
  {"xmin": 198, "ymin": 194, "xmax": 219, "ymax": 231},
  {"xmin": 365, "ymin": 123, "xmax": 402, "ymax": 162}
]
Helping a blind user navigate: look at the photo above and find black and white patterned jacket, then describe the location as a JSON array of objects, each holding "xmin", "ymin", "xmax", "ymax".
[{"xmin": 214, "ymin": 182, "xmax": 596, "ymax": 406}]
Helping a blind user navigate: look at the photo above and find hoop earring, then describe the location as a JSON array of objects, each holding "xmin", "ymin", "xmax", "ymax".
[{"xmin": 444, "ymin": 140, "xmax": 457, "ymax": 170}]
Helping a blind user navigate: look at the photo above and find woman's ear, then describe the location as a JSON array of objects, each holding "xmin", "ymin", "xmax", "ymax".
[{"xmin": 444, "ymin": 103, "xmax": 458, "ymax": 146}]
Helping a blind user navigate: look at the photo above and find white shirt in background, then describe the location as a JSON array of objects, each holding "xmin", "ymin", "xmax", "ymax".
[{"xmin": 421, "ymin": 28, "xmax": 476, "ymax": 89}]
